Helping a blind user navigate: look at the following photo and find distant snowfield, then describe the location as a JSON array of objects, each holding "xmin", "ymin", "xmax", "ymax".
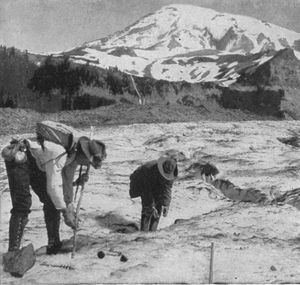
[
  {"xmin": 0, "ymin": 120, "xmax": 300, "ymax": 283},
  {"xmin": 71, "ymin": 48, "xmax": 278, "ymax": 86}
]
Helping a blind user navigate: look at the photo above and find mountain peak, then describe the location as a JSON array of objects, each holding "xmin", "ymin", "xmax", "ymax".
[
  {"xmin": 86, "ymin": 4, "xmax": 299, "ymax": 55},
  {"xmin": 66, "ymin": 4, "xmax": 300, "ymax": 85}
]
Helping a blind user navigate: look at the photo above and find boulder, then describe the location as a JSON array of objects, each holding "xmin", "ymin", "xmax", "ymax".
[{"xmin": 2, "ymin": 243, "xmax": 36, "ymax": 278}]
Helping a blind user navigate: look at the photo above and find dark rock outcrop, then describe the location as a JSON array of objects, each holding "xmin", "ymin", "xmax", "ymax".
[
  {"xmin": 218, "ymin": 85, "xmax": 284, "ymax": 117},
  {"xmin": 218, "ymin": 48, "xmax": 300, "ymax": 118},
  {"xmin": 237, "ymin": 48, "xmax": 300, "ymax": 88}
]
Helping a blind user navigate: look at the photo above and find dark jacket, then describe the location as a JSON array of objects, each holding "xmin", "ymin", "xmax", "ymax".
[{"xmin": 130, "ymin": 160, "xmax": 173, "ymax": 207}]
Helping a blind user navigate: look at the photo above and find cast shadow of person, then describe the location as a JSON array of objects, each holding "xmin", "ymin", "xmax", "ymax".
[{"xmin": 94, "ymin": 211, "xmax": 139, "ymax": 234}]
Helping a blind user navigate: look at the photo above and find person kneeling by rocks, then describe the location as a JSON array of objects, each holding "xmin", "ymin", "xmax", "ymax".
[{"xmin": 129, "ymin": 156, "xmax": 178, "ymax": 231}]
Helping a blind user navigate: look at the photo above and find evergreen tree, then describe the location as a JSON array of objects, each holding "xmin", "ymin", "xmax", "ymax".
[
  {"xmin": 28, "ymin": 56, "xmax": 57, "ymax": 99},
  {"xmin": 0, "ymin": 45, "xmax": 37, "ymax": 109},
  {"xmin": 28, "ymin": 56, "xmax": 100, "ymax": 110}
]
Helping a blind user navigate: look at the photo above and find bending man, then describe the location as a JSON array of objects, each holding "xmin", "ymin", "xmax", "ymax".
[
  {"xmin": 129, "ymin": 156, "xmax": 178, "ymax": 231},
  {"xmin": 2, "ymin": 136, "xmax": 106, "ymax": 258}
]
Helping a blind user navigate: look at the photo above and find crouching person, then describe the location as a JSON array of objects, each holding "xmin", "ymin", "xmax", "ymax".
[{"xmin": 129, "ymin": 156, "xmax": 178, "ymax": 232}]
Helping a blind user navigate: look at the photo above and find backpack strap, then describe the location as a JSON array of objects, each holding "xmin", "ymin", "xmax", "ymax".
[
  {"xmin": 40, "ymin": 151, "xmax": 67, "ymax": 167},
  {"xmin": 37, "ymin": 136, "xmax": 77, "ymax": 167},
  {"xmin": 66, "ymin": 141, "xmax": 78, "ymax": 156},
  {"xmin": 36, "ymin": 133, "xmax": 45, "ymax": 151},
  {"xmin": 66, "ymin": 133, "xmax": 76, "ymax": 155}
]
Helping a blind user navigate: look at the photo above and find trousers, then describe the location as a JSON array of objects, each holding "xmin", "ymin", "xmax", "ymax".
[
  {"xmin": 141, "ymin": 200, "xmax": 162, "ymax": 232},
  {"xmin": 5, "ymin": 150, "xmax": 59, "ymax": 222}
]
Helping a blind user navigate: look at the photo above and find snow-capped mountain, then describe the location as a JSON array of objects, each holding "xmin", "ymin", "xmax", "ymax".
[{"xmin": 64, "ymin": 4, "xmax": 300, "ymax": 86}]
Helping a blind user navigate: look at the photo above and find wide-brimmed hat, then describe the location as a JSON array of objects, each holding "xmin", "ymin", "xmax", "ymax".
[
  {"xmin": 78, "ymin": 136, "xmax": 106, "ymax": 163},
  {"xmin": 157, "ymin": 156, "xmax": 178, "ymax": 181}
]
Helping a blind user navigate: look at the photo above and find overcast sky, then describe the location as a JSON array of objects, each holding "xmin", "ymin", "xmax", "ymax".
[{"xmin": 1, "ymin": 0, "xmax": 300, "ymax": 53}]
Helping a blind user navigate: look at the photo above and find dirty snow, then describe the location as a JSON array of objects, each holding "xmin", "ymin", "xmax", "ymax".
[{"xmin": 0, "ymin": 120, "xmax": 300, "ymax": 284}]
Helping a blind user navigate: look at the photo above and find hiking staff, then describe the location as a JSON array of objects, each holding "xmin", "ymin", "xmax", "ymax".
[
  {"xmin": 72, "ymin": 126, "xmax": 94, "ymax": 258},
  {"xmin": 74, "ymin": 165, "xmax": 83, "ymax": 202},
  {"xmin": 71, "ymin": 165, "xmax": 90, "ymax": 259}
]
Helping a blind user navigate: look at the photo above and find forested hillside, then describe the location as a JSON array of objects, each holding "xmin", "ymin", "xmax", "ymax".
[
  {"xmin": 0, "ymin": 46, "xmax": 123, "ymax": 112},
  {"xmin": 0, "ymin": 46, "xmax": 36, "ymax": 108},
  {"xmin": 0, "ymin": 45, "xmax": 297, "ymax": 119}
]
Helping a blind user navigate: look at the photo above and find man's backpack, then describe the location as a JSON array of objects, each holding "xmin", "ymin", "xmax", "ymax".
[{"xmin": 36, "ymin": 121, "xmax": 81, "ymax": 154}]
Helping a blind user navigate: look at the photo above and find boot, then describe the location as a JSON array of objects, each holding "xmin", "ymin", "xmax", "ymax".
[
  {"xmin": 4, "ymin": 214, "xmax": 33, "ymax": 278},
  {"xmin": 140, "ymin": 214, "xmax": 151, "ymax": 231},
  {"xmin": 149, "ymin": 206, "xmax": 161, "ymax": 232},
  {"xmin": 46, "ymin": 225, "xmax": 62, "ymax": 255},
  {"xmin": 44, "ymin": 205, "xmax": 62, "ymax": 255},
  {"xmin": 149, "ymin": 215, "xmax": 160, "ymax": 232},
  {"xmin": 8, "ymin": 214, "xmax": 28, "ymax": 252}
]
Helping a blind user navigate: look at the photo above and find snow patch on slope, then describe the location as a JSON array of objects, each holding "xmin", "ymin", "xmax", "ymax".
[{"xmin": 73, "ymin": 48, "xmax": 148, "ymax": 76}]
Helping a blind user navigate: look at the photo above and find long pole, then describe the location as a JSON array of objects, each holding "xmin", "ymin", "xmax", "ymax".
[
  {"xmin": 209, "ymin": 242, "xmax": 214, "ymax": 284},
  {"xmin": 74, "ymin": 165, "xmax": 83, "ymax": 202},
  {"xmin": 71, "ymin": 165, "xmax": 90, "ymax": 259},
  {"xmin": 71, "ymin": 126, "xmax": 94, "ymax": 259}
]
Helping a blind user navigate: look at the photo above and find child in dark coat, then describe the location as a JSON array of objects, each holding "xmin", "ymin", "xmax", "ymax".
[{"xmin": 129, "ymin": 156, "xmax": 178, "ymax": 231}]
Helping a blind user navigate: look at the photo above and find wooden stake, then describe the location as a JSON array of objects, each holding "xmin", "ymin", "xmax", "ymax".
[{"xmin": 209, "ymin": 242, "xmax": 214, "ymax": 284}]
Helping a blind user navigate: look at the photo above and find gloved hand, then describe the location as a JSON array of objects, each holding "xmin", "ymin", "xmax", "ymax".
[
  {"xmin": 73, "ymin": 173, "xmax": 89, "ymax": 187},
  {"xmin": 2, "ymin": 139, "xmax": 28, "ymax": 163},
  {"xmin": 161, "ymin": 206, "xmax": 169, "ymax": 217},
  {"xmin": 202, "ymin": 174, "xmax": 215, "ymax": 183},
  {"xmin": 201, "ymin": 163, "xmax": 219, "ymax": 183},
  {"xmin": 22, "ymin": 139, "xmax": 31, "ymax": 149},
  {"xmin": 62, "ymin": 203, "xmax": 77, "ymax": 229},
  {"xmin": 201, "ymin": 163, "xmax": 219, "ymax": 176}
]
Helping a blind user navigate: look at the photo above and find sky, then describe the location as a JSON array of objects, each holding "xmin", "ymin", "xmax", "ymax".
[{"xmin": 0, "ymin": 0, "xmax": 300, "ymax": 53}]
